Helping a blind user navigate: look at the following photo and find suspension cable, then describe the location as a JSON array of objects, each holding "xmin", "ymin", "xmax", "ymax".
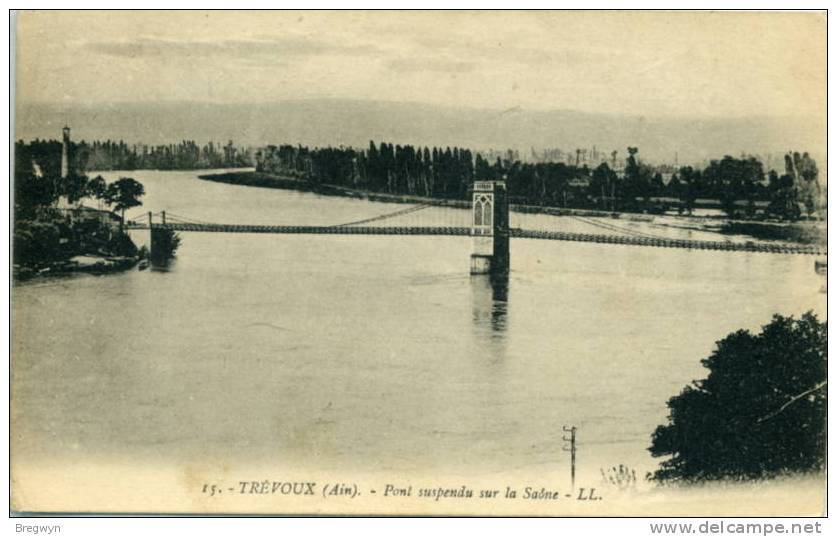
[
  {"xmin": 332, "ymin": 203, "xmax": 434, "ymax": 227},
  {"xmin": 570, "ymin": 215, "xmax": 666, "ymax": 239}
]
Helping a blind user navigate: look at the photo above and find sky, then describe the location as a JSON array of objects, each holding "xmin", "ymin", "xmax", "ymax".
[{"xmin": 15, "ymin": 10, "xmax": 826, "ymax": 120}]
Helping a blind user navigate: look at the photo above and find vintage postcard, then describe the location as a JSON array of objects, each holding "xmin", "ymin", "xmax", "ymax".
[{"xmin": 10, "ymin": 10, "xmax": 827, "ymax": 516}]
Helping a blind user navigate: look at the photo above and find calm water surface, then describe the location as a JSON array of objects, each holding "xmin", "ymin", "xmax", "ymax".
[{"xmin": 12, "ymin": 169, "xmax": 826, "ymax": 486}]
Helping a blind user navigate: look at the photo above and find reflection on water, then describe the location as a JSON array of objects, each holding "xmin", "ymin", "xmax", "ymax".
[
  {"xmin": 150, "ymin": 257, "xmax": 176, "ymax": 272},
  {"xmin": 471, "ymin": 273, "xmax": 509, "ymax": 335}
]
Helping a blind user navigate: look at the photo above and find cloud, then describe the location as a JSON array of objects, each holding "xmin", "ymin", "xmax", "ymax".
[
  {"xmin": 407, "ymin": 35, "xmax": 616, "ymax": 68},
  {"xmin": 386, "ymin": 57, "xmax": 478, "ymax": 74},
  {"xmin": 83, "ymin": 36, "xmax": 382, "ymax": 61}
]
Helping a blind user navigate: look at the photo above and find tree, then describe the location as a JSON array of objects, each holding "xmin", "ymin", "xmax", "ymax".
[
  {"xmin": 649, "ymin": 312, "xmax": 826, "ymax": 483},
  {"xmin": 676, "ymin": 167, "xmax": 700, "ymax": 215},
  {"xmin": 87, "ymin": 175, "xmax": 107, "ymax": 208},
  {"xmin": 666, "ymin": 174, "xmax": 682, "ymax": 197},
  {"xmin": 621, "ymin": 147, "xmax": 653, "ymax": 209},
  {"xmin": 105, "ymin": 177, "xmax": 145, "ymax": 225},
  {"xmin": 60, "ymin": 173, "xmax": 89, "ymax": 204},
  {"xmin": 651, "ymin": 172, "xmax": 665, "ymax": 197},
  {"xmin": 590, "ymin": 162, "xmax": 618, "ymax": 210},
  {"xmin": 766, "ymin": 172, "xmax": 801, "ymax": 221},
  {"xmin": 795, "ymin": 152, "xmax": 821, "ymax": 216},
  {"xmin": 703, "ymin": 156, "xmax": 763, "ymax": 218},
  {"xmin": 150, "ymin": 226, "xmax": 181, "ymax": 264},
  {"xmin": 14, "ymin": 169, "xmax": 55, "ymax": 219}
]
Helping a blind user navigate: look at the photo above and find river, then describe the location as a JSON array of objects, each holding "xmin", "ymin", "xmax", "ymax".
[{"xmin": 11, "ymin": 169, "xmax": 826, "ymax": 514}]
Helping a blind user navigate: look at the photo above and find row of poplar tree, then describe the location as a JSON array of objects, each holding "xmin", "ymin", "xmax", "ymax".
[{"xmin": 256, "ymin": 141, "xmax": 821, "ymax": 218}]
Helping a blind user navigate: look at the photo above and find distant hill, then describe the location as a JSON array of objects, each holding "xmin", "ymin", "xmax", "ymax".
[{"xmin": 15, "ymin": 99, "xmax": 825, "ymax": 166}]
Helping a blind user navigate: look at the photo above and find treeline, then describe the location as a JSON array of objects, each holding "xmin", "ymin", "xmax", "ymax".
[
  {"xmin": 257, "ymin": 142, "xmax": 476, "ymax": 199},
  {"xmin": 17, "ymin": 138, "xmax": 253, "ymax": 172},
  {"xmin": 256, "ymin": 142, "xmax": 823, "ymax": 220},
  {"xmin": 669, "ymin": 152, "xmax": 821, "ymax": 219}
]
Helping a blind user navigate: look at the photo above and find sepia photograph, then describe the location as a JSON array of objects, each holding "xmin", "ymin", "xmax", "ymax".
[{"xmin": 9, "ymin": 9, "xmax": 827, "ymax": 517}]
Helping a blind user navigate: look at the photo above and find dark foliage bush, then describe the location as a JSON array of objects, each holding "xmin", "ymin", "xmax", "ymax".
[
  {"xmin": 13, "ymin": 219, "xmax": 66, "ymax": 266},
  {"xmin": 150, "ymin": 227, "xmax": 181, "ymax": 263},
  {"xmin": 649, "ymin": 312, "xmax": 826, "ymax": 483}
]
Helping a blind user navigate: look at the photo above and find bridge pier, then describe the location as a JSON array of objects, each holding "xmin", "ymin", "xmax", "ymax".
[
  {"xmin": 470, "ymin": 180, "xmax": 510, "ymax": 275},
  {"xmin": 149, "ymin": 210, "xmax": 174, "ymax": 264}
]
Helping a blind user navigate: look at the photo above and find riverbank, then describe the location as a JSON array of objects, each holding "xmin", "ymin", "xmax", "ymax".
[
  {"xmin": 88, "ymin": 165, "xmax": 252, "ymax": 173},
  {"xmin": 13, "ymin": 210, "xmax": 143, "ymax": 282},
  {"xmin": 13, "ymin": 255, "xmax": 140, "ymax": 281},
  {"xmin": 199, "ymin": 170, "xmax": 475, "ymax": 208},
  {"xmin": 720, "ymin": 221, "xmax": 826, "ymax": 245}
]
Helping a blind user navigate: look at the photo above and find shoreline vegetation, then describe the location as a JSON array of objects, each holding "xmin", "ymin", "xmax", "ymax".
[
  {"xmin": 198, "ymin": 171, "xmax": 826, "ymax": 246},
  {"xmin": 12, "ymin": 208, "xmax": 146, "ymax": 282},
  {"xmin": 250, "ymin": 142, "xmax": 825, "ymax": 223},
  {"xmin": 12, "ymin": 135, "xmax": 249, "ymax": 282},
  {"xmin": 14, "ymin": 136, "xmax": 152, "ymax": 281}
]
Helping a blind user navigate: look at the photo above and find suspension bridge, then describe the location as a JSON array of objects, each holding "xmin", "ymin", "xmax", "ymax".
[{"xmin": 125, "ymin": 182, "xmax": 826, "ymax": 263}]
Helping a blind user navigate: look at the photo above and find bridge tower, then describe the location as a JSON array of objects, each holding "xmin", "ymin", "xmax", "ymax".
[{"xmin": 470, "ymin": 179, "xmax": 509, "ymax": 275}]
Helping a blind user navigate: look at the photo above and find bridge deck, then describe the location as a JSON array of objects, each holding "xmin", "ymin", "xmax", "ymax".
[
  {"xmin": 131, "ymin": 223, "xmax": 471, "ymax": 236},
  {"xmin": 125, "ymin": 223, "xmax": 825, "ymax": 256}
]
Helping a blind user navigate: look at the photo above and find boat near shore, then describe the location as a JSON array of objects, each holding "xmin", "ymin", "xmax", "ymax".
[{"xmin": 815, "ymin": 258, "xmax": 827, "ymax": 275}]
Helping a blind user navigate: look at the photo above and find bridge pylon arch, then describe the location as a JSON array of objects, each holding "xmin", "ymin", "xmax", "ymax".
[{"xmin": 470, "ymin": 179, "xmax": 510, "ymax": 275}]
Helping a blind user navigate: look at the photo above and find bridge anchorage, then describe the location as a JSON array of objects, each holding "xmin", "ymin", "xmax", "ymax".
[
  {"xmin": 146, "ymin": 211, "xmax": 179, "ymax": 264},
  {"xmin": 470, "ymin": 180, "xmax": 510, "ymax": 276}
]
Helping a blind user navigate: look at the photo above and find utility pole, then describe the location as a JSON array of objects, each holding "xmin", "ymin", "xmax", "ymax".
[{"xmin": 563, "ymin": 425, "xmax": 577, "ymax": 493}]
